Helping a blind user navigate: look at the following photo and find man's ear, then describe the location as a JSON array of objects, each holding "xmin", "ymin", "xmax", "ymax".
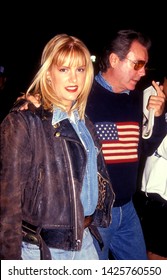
[{"xmin": 109, "ymin": 53, "xmax": 119, "ymax": 68}]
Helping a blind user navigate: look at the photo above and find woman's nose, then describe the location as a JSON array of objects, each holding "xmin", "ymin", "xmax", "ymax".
[{"xmin": 69, "ymin": 71, "xmax": 77, "ymax": 83}]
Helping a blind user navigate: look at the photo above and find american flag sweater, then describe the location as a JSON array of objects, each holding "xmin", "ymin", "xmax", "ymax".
[{"xmin": 86, "ymin": 80, "xmax": 166, "ymax": 206}]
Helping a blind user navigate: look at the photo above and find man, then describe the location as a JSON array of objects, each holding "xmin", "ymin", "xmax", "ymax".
[
  {"xmin": 10, "ymin": 30, "xmax": 166, "ymax": 260},
  {"xmin": 86, "ymin": 29, "xmax": 166, "ymax": 260}
]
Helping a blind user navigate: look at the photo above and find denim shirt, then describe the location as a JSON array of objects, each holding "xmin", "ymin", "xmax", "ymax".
[
  {"xmin": 95, "ymin": 72, "xmax": 130, "ymax": 94},
  {"xmin": 52, "ymin": 107, "xmax": 98, "ymax": 216}
]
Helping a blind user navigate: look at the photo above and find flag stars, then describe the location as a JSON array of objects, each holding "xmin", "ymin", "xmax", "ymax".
[{"xmin": 95, "ymin": 122, "xmax": 118, "ymax": 140}]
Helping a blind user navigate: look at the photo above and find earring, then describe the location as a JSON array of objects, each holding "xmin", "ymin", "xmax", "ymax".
[{"xmin": 47, "ymin": 79, "xmax": 52, "ymax": 86}]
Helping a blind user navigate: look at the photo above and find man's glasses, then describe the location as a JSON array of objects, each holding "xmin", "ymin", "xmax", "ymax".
[{"xmin": 125, "ymin": 58, "xmax": 146, "ymax": 71}]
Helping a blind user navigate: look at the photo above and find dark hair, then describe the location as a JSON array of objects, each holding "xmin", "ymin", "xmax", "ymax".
[{"xmin": 99, "ymin": 29, "xmax": 151, "ymax": 72}]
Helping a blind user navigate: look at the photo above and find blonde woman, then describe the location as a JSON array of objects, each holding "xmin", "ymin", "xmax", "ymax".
[{"xmin": 0, "ymin": 34, "xmax": 115, "ymax": 260}]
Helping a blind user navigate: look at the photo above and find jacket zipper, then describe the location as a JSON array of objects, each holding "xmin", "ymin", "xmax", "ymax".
[{"xmin": 64, "ymin": 140, "xmax": 81, "ymax": 249}]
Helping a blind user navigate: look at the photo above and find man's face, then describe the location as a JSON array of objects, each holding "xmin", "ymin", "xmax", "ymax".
[{"xmin": 110, "ymin": 41, "xmax": 149, "ymax": 93}]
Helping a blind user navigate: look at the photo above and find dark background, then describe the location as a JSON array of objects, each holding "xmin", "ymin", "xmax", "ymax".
[{"xmin": 1, "ymin": 2, "xmax": 167, "ymax": 98}]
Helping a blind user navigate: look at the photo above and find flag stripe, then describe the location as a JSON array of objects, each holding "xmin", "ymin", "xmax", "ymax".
[{"xmin": 95, "ymin": 121, "xmax": 139, "ymax": 164}]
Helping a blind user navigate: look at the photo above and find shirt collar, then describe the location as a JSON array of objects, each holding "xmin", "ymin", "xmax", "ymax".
[
  {"xmin": 52, "ymin": 106, "xmax": 80, "ymax": 126},
  {"xmin": 95, "ymin": 71, "xmax": 130, "ymax": 95}
]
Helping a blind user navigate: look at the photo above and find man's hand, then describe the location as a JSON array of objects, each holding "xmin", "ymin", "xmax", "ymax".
[
  {"xmin": 147, "ymin": 80, "xmax": 166, "ymax": 117},
  {"xmin": 17, "ymin": 93, "xmax": 41, "ymax": 110},
  {"xmin": 163, "ymin": 77, "xmax": 167, "ymax": 97}
]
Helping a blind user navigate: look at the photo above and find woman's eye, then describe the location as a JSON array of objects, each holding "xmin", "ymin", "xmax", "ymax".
[
  {"xmin": 59, "ymin": 68, "xmax": 67, "ymax": 72},
  {"xmin": 77, "ymin": 68, "xmax": 85, "ymax": 72}
]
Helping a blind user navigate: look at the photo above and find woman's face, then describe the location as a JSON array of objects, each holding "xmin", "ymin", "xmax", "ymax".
[{"xmin": 47, "ymin": 57, "xmax": 86, "ymax": 111}]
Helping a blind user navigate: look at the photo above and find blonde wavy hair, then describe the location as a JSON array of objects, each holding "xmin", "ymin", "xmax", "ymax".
[{"xmin": 26, "ymin": 34, "xmax": 94, "ymax": 119}]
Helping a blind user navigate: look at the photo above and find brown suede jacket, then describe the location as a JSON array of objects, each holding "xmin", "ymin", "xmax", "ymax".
[{"xmin": 0, "ymin": 105, "xmax": 115, "ymax": 259}]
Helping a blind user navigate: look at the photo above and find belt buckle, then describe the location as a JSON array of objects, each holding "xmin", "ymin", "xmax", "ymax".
[
  {"xmin": 22, "ymin": 223, "xmax": 39, "ymax": 245},
  {"xmin": 23, "ymin": 232, "xmax": 39, "ymax": 245}
]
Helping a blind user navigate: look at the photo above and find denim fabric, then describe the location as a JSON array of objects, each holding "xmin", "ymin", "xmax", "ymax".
[
  {"xmin": 93, "ymin": 200, "xmax": 147, "ymax": 260},
  {"xmin": 22, "ymin": 228, "xmax": 99, "ymax": 260},
  {"xmin": 70, "ymin": 111, "xmax": 98, "ymax": 216},
  {"xmin": 95, "ymin": 72, "xmax": 130, "ymax": 94}
]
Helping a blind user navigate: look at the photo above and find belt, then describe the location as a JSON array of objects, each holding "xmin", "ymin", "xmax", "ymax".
[
  {"xmin": 22, "ymin": 221, "xmax": 51, "ymax": 260},
  {"xmin": 84, "ymin": 215, "xmax": 93, "ymax": 228},
  {"xmin": 22, "ymin": 215, "xmax": 93, "ymax": 259}
]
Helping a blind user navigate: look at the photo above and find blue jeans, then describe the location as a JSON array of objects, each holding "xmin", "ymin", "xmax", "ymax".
[
  {"xmin": 22, "ymin": 227, "xmax": 99, "ymax": 260},
  {"xmin": 93, "ymin": 200, "xmax": 148, "ymax": 260}
]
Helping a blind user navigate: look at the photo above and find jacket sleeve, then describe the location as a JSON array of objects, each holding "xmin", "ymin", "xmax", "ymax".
[{"xmin": 0, "ymin": 112, "xmax": 32, "ymax": 259}]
